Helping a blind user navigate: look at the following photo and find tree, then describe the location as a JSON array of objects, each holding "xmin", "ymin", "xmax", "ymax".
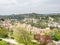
[
  {"xmin": 45, "ymin": 28, "xmax": 60, "ymax": 41},
  {"xmin": 13, "ymin": 27, "xmax": 36, "ymax": 45},
  {"xmin": 0, "ymin": 18, "xmax": 4, "ymax": 21}
]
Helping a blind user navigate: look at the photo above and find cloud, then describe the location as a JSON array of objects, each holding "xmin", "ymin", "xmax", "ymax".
[
  {"xmin": 0, "ymin": 0, "xmax": 60, "ymax": 15},
  {"xmin": 47, "ymin": 0, "xmax": 60, "ymax": 4},
  {"xmin": 0, "ymin": 0, "xmax": 17, "ymax": 5}
]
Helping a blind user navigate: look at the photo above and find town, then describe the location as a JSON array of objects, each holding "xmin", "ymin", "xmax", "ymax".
[{"xmin": 0, "ymin": 13, "xmax": 60, "ymax": 45}]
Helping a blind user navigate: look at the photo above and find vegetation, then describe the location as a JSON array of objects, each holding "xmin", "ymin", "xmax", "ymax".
[
  {"xmin": 13, "ymin": 27, "xmax": 38, "ymax": 45},
  {"xmin": 0, "ymin": 28, "xmax": 8, "ymax": 38},
  {"xmin": 54, "ymin": 33, "xmax": 60, "ymax": 40},
  {"xmin": 0, "ymin": 41, "xmax": 9, "ymax": 45},
  {"xmin": 45, "ymin": 28, "xmax": 60, "ymax": 41},
  {"xmin": 0, "ymin": 13, "xmax": 60, "ymax": 21},
  {"xmin": 0, "ymin": 13, "xmax": 60, "ymax": 45}
]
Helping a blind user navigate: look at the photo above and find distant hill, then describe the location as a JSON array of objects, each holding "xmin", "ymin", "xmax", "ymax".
[{"xmin": 0, "ymin": 13, "xmax": 60, "ymax": 21}]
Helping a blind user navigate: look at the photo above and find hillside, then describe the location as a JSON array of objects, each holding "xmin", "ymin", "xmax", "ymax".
[{"xmin": 0, "ymin": 13, "xmax": 60, "ymax": 22}]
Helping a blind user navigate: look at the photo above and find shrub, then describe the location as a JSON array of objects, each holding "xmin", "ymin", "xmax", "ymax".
[
  {"xmin": 13, "ymin": 27, "xmax": 37, "ymax": 45},
  {"xmin": 0, "ymin": 41, "xmax": 9, "ymax": 45},
  {"xmin": 54, "ymin": 33, "xmax": 60, "ymax": 41},
  {"xmin": 0, "ymin": 28, "xmax": 8, "ymax": 38}
]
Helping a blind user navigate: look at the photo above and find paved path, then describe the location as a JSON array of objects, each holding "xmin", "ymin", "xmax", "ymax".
[
  {"xmin": 53, "ymin": 40, "xmax": 60, "ymax": 45},
  {"xmin": 0, "ymin": 38, "xmax": 19, "ymax": 45}
]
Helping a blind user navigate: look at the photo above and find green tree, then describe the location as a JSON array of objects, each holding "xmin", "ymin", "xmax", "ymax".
[{"xmin": 13, "ymin": 27, "xmax": 38, "ymax": 45}]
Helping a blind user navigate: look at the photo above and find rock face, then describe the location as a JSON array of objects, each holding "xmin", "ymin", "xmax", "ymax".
[{"xmin": 34, "ymin": 34, "xmax": 53, "ymax": 45}]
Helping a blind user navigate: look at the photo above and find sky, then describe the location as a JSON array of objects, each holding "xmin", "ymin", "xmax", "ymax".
[{"xmin": 0, "ymin": 0, "xmax": 60, "ymax": 15}]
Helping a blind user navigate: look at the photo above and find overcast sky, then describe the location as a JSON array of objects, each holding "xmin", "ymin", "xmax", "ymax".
[{"xmin": 0, "ymin": 0, "xmax": 60, "ymax": 15}]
